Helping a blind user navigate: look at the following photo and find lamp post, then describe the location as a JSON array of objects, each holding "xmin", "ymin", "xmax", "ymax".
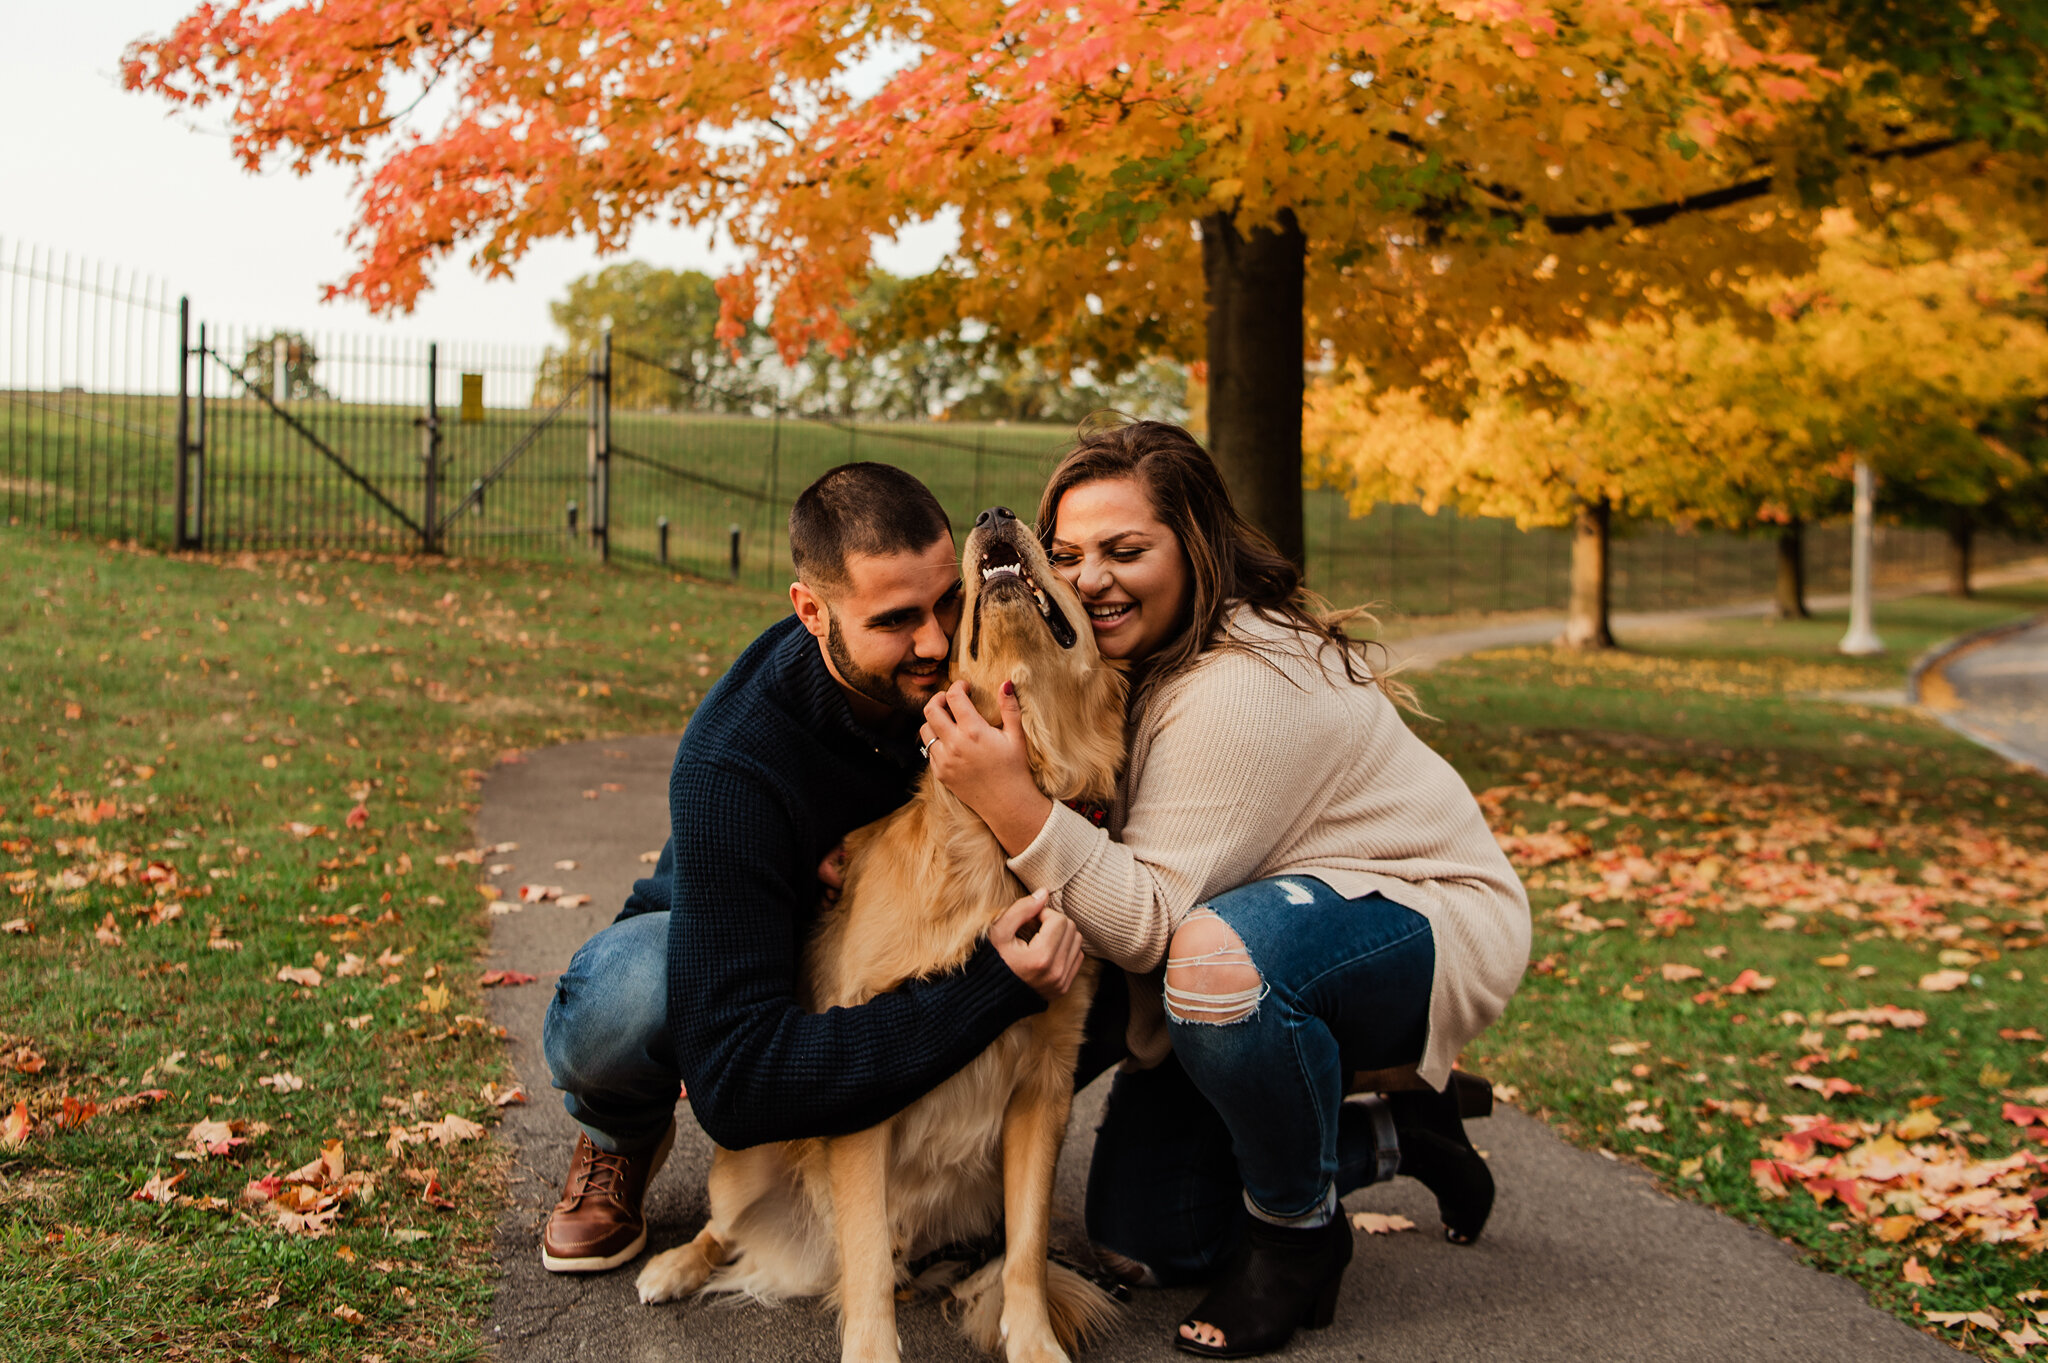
[{"xmin": 1839, "ymin": 459, "xmax": 1885, "ymax": 656}]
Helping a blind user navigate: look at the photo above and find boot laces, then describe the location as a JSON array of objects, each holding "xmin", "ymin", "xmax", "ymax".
[{"xmin": 570, "ymin": 1139, "xmax": 636, "ymax": 1208}]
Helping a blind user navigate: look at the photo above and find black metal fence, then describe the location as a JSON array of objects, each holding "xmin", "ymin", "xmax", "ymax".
[{"xmin": 3, "ymin": 240, "xmax": 2040, "ymax": 616}]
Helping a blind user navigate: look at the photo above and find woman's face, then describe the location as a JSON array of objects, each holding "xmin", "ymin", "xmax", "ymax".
[{"xmin": 1046, "ymin": 477, "xmax": 1191, "ymax": 663}]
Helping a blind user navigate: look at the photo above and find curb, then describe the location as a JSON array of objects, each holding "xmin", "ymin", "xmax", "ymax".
[
  {"xmin": 1904, "ymin": 612, "xmax": 2046, "ymax": 705},
  {"xmin": 1905, "ymin": 611, "xmax": 2048, "ymax": 776}
]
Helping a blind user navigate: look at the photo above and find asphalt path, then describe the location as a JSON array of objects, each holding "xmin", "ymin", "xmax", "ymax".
[
  {"xmin": 475, "ymin": 730, "xmax": 1953, "ymax": 1363},
  {"xmin": 1925, "ymin": 618, "xmax": 2048, "ymax": 774}
]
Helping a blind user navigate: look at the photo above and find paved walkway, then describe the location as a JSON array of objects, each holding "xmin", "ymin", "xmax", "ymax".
[
  {"xmin": 475, "ymin": 733, "xmax": 1952, "ymax": 1363},
  {"xmin": 1920, "ymin": 617, "xmax": 2048, "ymax": 774}
]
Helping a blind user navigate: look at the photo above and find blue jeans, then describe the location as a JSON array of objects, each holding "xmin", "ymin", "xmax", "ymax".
[
  {"xmin": 1086, "ymin": 879, "xmax": 1433, "ymax": 1281},
  {"xmin": 543, "ymin": 910, "xmax": 684, "ymax": 1154}
]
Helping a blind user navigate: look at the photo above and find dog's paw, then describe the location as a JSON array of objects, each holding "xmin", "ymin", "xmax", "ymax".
[
  {"xmin": 637, "ymin": 1245, "xmax": 712, "ymax": 1304},
  {"xmin": 1001, "ymin": 1320, "xmax": 1071, "ymax": 1363}
]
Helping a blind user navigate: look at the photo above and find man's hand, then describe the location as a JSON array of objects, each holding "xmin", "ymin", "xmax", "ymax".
[
  {"xmin": 816, "ymin": 842, "xmax": 848, "ymax": 907},
  {"xmin": 990, "ymin": 889, "xmax": 1085, "ymax": 1001}
]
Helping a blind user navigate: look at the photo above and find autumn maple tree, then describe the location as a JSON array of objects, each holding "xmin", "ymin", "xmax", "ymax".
[{"xmin": 124, "ymin": 1, "xmax": 2047, "ymax": 564}]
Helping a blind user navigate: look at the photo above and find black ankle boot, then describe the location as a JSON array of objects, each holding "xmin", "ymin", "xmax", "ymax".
[
  {"xmin": 1174, "ymin": 1213, "xmax": 1353, "ymax": 1358},
  {"xmin": 1386, "ymin": 1081, "xmax": 1494, "ymax": 1245}
]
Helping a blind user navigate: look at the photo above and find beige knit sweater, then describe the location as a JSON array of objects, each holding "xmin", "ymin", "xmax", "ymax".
[{"xmin": 1009, "ymin": 604, "xmax": 1531, "ymax": 1088}]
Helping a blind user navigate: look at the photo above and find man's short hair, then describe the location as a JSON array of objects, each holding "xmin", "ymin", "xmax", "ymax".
[{"xmin": 788, "ymin": 463, "xmax": 952, "ymax": 591}]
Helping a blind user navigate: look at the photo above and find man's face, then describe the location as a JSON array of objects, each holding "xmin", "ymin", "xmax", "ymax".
[{"xmin": 793, "ymin": 537, "xmax": 962, "ymax": 721}]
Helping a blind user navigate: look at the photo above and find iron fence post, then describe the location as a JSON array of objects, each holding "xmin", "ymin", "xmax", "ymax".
[
  {"xmin": 588, "ymin": 330, "xmax": 611, "ymax": 561},
  {"xmin": 421, "ymin": 342, "xmax": 442, "ymax": 553},
  {"xmin": 175, "ymin": 296, "xmax": 191, "ymax": 549},
  {"xmin": 729, "ymin": 523, "xmax": 742, "ymax": 580},
  {"xmin": 194, "ymin": 322, "xmax": 208, "ymax": 550},
  {"xmin": 658, "ymin": 516, "xmax": 670, "ymax": 567},
  {"xmin": 762, "ymin": 408, "xmax": 784, "ymax": 582}
]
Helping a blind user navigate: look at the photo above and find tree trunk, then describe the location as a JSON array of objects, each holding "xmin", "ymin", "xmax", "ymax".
[
  {"xmin": 1773, "ymin": 519, "xmax": 1810, "ymax": 619},
  {"xmin": 1202, "ymin": 208, "xmax": 1306, "ymax": 566},
  {"xmin": 1561, "ymin": 498, "xmax": 1615, "ymax": 649},
  {"xmin": 1946, "ymin": 514, "xmax": 1975, "ymax": 598}
]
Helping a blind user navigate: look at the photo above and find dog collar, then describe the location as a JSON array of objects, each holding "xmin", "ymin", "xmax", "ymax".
[{"xmin": 1062, "ymin": 799, "xmax": 1108, "ymax": 828}]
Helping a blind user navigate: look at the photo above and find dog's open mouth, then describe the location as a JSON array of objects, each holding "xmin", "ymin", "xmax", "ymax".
[{"xmin": 974, "ymin": 536, "xmax": 1078, "ymax": 652}]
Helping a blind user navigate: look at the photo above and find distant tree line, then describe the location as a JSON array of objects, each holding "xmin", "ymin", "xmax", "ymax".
[{"xmin": 534, "ymin": 262, "xmax": 1189, "ymax": 425}]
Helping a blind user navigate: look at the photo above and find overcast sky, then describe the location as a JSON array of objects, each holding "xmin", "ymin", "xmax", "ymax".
[{"xmin": 2, "ymin": 4, "xmax": 951, "ymax": 353}]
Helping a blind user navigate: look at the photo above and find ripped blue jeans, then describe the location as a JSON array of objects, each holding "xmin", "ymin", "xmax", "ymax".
[{"xmin": 1162, "ymin": 877, "xmax": 1434, "ymax": 1227}]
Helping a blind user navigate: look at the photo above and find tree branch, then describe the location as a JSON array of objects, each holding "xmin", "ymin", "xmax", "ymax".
[{"xmin": 1542, "ymin": 138, "xmax": 1961, "ymax": 235}]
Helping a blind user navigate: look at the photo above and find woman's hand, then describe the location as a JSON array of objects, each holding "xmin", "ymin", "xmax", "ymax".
[{"xmin": 921, "ymin": 679, "xmax": 1053, "ymax": 855}]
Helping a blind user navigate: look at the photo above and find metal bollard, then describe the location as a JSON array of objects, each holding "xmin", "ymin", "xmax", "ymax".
[
  {"xmin": 728, "ymin": 524, "xmax": 742, "ymax": 580},
  {"xmin": 658, "ymin": 517, "xmax": 670, "ymax": 567},
  {"xmin": 567, "ymin": 500, "xmax": 579, "ymax": 533},
  {"xmin": 472, "ymin": 479, "xmax": 485, "ymax": 516}
]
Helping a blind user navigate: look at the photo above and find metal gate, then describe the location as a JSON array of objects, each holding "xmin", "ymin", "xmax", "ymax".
[{"xmin": 173, "ymin": 311, "xmax": 605, "ymax": 558}]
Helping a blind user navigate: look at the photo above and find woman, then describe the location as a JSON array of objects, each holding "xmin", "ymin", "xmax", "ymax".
[{"xmin": 920, "ymin": 418, "xmax": 1530, "ymax": 1357}]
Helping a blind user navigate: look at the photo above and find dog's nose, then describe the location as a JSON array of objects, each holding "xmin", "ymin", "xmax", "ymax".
[{"xmin": 975, "ymin": 506, "xmax": 1017, "ymax": 528}]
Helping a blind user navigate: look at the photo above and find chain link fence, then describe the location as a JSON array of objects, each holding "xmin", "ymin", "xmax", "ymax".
[{"xmin": 4, "ymin": 240, "xmax": 2039, "ymax": 616}]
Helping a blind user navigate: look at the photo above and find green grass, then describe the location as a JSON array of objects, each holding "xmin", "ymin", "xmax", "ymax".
[
  {"xmin": 0, "ymin": 529, "xmax": 785, "ymax": 1360},
  {"xmin": 1419, "ymin": 584, "xmax": 2048, "ymax": 1359},
  {"xmin": 3, "ymin": 525, "xmax": 2043, "ymax": 1359}
]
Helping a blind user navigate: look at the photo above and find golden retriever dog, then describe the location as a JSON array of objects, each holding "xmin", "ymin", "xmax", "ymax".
[{"xmin": 636, "ymin": 510, "xmax": 1127, "ymax": 1363}]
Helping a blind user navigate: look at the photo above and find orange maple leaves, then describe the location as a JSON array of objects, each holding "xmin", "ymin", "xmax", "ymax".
[{"xmin": 124, "ymin": 0, "xmax": 1826, "ymax": 373}]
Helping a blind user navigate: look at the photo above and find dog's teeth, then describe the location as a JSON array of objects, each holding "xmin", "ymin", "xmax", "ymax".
[{"xmin": 980, "ymin": 563, "xmax": 1022, "ymax": 581}]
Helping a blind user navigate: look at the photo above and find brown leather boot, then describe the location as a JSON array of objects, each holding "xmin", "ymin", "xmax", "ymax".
[{"xmin": 540, "ymin": 1121, "xmax": 675, "ymax": 1272}]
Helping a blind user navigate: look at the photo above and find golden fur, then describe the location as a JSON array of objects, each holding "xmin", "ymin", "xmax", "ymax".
[{"xmin": 636, "ymin": 517, "xmax": 1127, "ymax": 1363}]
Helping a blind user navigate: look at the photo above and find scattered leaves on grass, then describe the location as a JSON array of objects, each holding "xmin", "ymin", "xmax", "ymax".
[
  {"xmin": 243, "ymin": 1139, "xmax": 380, "ymax": 1236},
  {"xmin": 130, "ymin": 1170, "xmax": 187, "ymax": 1204},
  {"xmin": 1750, "ymin": 1108, "xmax": 2048, "ymax": 1250},
  {"xmin": 276, "ymin": 965, "xmax": 322, "ymax": 988},
  {"xmin": 384, "ymin": 1113, "xmax": 486, "ymax": 1159},
  {"xmin": 2, "ymin": 1100, "xmax": 31, "ymax": 1149},
  {"xmin": 258, "ymin": 1072, "xmax": 305, "ymax": 1093},
  {"xmin": 477, "ymin": 970, "xmax": 537, "ymax": 988},
  {"xmin": 1918, "ymin": 969, "xmax": 1972, "ymax": 993},
  {"xmin": 8, "ymin": 1045, "xmax": 47, "ymax": 1075},
  {"xmin": 480, "ymin": 1082, "xmax": 527, "ymax": 1107},
  {"xmin": 182, "ymin": 1117, "xmax": 265, "ymax": 1160}
]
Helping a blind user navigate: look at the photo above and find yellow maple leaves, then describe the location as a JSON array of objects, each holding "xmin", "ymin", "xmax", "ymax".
[{"xmin": 1307, "ymin": 206, "xmax": 2048, "ymax": 531}]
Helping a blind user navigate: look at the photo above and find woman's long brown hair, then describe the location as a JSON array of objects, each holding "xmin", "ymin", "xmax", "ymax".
[{"xmin": 1034, "ymin": 414, "xmax": 1417, "ymax": 718}]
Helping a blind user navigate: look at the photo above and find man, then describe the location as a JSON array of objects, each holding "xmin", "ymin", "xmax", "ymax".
[{"xmin": 538, "ymin": 462, "xmax": 1086, "ymax": 1273}]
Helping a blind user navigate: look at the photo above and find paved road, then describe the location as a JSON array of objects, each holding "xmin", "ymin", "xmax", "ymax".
[
  {"xmin": 476, "ymin": 735, "xmax": 1952, "ymax": 1363},
  {"xmin": 1925, "ymin": 618, "xmax": 2048, "ymax": 774}
]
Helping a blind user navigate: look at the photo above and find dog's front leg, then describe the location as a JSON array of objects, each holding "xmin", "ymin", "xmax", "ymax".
[
  {"xmin": 997, "ymin": 1065, "xmax": 1077, "ymax": 1363},
  {"xmin": 826, "ymin": 1126, "xmax": 900, "ymax": 1363}
]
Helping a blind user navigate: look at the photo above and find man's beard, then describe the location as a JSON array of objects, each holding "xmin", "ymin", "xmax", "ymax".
[{"xmin": 826, "ymin": 615, "xmax": 941, "ymax": 719}]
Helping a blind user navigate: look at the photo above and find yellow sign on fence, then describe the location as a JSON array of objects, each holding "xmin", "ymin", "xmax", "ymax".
[{"xmin": 460, "ymin": 373, "xmax": 484, "ymax": 423}]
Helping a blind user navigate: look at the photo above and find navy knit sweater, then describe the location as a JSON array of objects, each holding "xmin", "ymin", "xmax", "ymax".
[{"xmin": 618, "ymin": 615, "xmax": 1047, "ymax": 1150}]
